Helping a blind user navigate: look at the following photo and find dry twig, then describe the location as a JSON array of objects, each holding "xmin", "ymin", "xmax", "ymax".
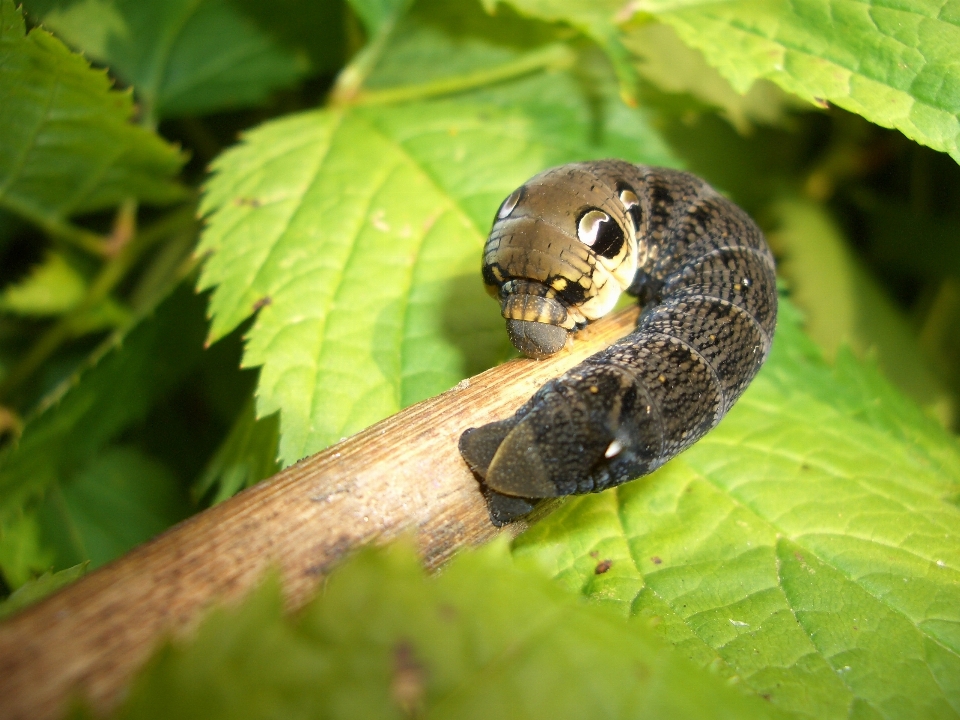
[{"xmin": 0, "ymin": 306, "xmax": 639, "ymax": 720}]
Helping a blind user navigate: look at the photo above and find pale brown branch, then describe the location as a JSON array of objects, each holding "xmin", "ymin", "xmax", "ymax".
[{"xmin": 0, "ymin": 306, "xmax": 639, "ymax": 720}]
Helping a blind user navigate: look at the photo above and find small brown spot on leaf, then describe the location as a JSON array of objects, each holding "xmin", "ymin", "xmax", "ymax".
[
  {"xmin": 234, "ymin": 196, "xmax": 261, "ymax": 207},
  {"xmin": 392, "ymin": 640, "xmax": 426, "ymax": 717},
  {"xmin": 595, "ymin": 559, "xmax": 612, "ymax": 574},
  {"xmin": 634, "ymin": 660, "xmax": 651, "ymax": 682},
  {"xmin": 437, "ymin": 603, "xmax": 458, "ymax": 622},
  {"xmin": 651, "ymin": 556, "xmax": 662, "ymax": 565},
  {"xmin": 252, "ymin": 296, "xmax": 272, "ymax": 312}
]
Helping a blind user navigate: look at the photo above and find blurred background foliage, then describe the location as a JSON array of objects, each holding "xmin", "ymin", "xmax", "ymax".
[{"xmin": 0, "ymin": 0, "xmax": 958, "ymax": 603}]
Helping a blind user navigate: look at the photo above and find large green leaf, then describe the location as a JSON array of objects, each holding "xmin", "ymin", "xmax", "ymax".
[
  {"xmin": 770, "ymin": 197, "xmax": 953, "ymax": 425},
  {"xmin": 23, "ymin": 0, "xmax": 310, "ymax": 121},
  {"xmin": 34, "ymin": 446, "xmax": 191, "ymax": 572},
  {"xmin": 0, "ymin": 282, "xmax": 207, "ymax": 586},
  {"xmin": 512, "ymin": 300, "xmax": 960, "ymax": 720},
  {"xmin": 489, "ymin": 0, "xmax": 960, "ymax": 163},
  {"xmin": 198, "ymin": 3, "xmax": 676, "ymax": 466},
  {"xmin": 0, "ymin": 0, "xmax": 185, "ymax": 225},
  {"xmin": 621, "ymin": 22, "xmax": 804, "ymax": 133},
  {"xmin": 648, "ymin": 0, "xmax": 960, "ymax": 163},
  {"xmin": 108, "ymin": 543, "xmax": 790, "ymax": 720}
]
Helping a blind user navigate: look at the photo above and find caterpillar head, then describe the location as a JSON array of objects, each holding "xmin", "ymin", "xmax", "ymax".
[{"xmin": 481, "ymin": 164, "xmax": 641, "ymax": 358}]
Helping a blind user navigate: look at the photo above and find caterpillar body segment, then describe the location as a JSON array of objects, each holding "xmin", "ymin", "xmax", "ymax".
[{"xmin": 459, "ymin": 161, "xmax": 777, "ymax": 526}]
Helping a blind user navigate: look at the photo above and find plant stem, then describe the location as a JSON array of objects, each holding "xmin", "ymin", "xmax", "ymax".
[
  {"xmin": 0, "ymin": 206, "xmax": 197, "ymax": 403},
  {"xmin": 1, "ymin": 199, "xmax": 109, "ymax": 256},
  {"xmin": 348, "ymin": 44, "xmax": 576, "ymax": 108},
  {"xmin": 328, "ymin": 1, "xmax": 412, "ymax": 106}
]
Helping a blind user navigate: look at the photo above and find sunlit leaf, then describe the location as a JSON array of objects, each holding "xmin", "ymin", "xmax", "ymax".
[
  {"xmin": 0, "ymin": 561, "xmax": 87, "ymax": 620},
  {"xmin": 198, "ymin": 3, "xmax": 676, "ymax": 465},
  {"xmin": 512, "ymin": 300, "xmax": 960, "ymax": 720},
  {"xmin": 0, "ymin": 253, "xmax": 87, "ymax": 316},
  {"xmin": 622, "ymin": 22, "xmax": 805, "ymax": 133},
  {"xmin": 645, "ymin": 0, "xmax": 960, "ymax": 163},
  {"xmin": 491, "ymin": 0, "xmax": 960, "ymax": 162}
]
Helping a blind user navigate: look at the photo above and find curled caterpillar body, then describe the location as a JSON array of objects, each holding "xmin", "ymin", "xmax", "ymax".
[{"xmin": 459, "ymin": 161, "xmax": 777, "ymax": 525}]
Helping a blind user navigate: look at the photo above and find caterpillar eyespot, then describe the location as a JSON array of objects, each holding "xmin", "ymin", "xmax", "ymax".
[
  {"xmin": 459, "ymin": 160, "xmax": 778, "ymax": 526},
  {"xmin": 497, "ymin": 187, "xmax": 523, "ymax": 219}
]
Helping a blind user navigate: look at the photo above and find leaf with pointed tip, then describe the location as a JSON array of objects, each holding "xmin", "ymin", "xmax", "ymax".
[
  {"xmin": 109, "ymin": 543, "xmax": 792, "ymax": 720},
  {"xmin": 0, "ymin": 283, "xmax": 207, "ymax": 587},
  {"xmin": 0, "ymin": 0, "xmax": 185, "ymax": 224},
  {"xmin": 490, "ymin": 0, "xmax": 960, "ymax": 162},
  {"xmin": 193, "ymin": 398, "xmax": 279, "ymax": 505},
  {"xmin": 0, "ymin": 253, "xmax": 87, "ymax": 316},
  {"xmin": 512, "ymin": 300, "xmax": 960, "ymax": 720},
  {"xmin": 22, "ymin": 0, "xmax": 310, "ymax": 121},
  {"xmin": 0, "ymin": 561, "xmax": 87, "ymax": 620},
  {"xmin": 198, "ymin": 7, "xmax": 676, "ymax": 465}
]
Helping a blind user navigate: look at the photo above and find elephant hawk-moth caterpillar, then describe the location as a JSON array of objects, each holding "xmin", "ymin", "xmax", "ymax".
[{"xmin": 459, "ymin": 160, "xmax": 777, "ymax": 526}]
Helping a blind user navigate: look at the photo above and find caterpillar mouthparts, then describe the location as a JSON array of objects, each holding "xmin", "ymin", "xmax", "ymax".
[{"xmin": 461, "ymin": 161, "xmax": 777, "ymax": 526}]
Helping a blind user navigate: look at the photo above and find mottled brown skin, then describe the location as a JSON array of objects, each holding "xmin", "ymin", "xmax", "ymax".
[{"xmin": 459, "ymin": 161, "xmax": 777, "ymax": 525}]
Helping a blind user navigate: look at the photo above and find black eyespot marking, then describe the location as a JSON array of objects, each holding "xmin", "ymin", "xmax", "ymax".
[
  {"xmin": 577, "ymin": 207, "xmax": 625, "ymax": 259},
  {"xmin": 465, "ymin": 161, "xmax": 777, "ymax": 526},
  {"xmin": 577, "ymin": 209, "xmax": 608, "ymax": 247}
]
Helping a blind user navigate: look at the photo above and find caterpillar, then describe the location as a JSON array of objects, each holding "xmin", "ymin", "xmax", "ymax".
[{"xmin": 458, "ymin": 161, "xmax": 777, "ymax": 526}]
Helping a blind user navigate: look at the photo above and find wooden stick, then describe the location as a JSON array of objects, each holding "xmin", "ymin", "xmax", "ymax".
[{"xmin": 0, "ymin": 306, "xmax": 638, "ymax": 720}]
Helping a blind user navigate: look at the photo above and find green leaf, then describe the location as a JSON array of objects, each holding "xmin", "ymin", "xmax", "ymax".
[
  {"xmin": 193, "ymin": 398, "xmax": 279, "ymax": 505},
  {"xmin": 769, "ymin": 197, "xmax": 954, "ymax": 425},
  {"xmin": 0, "ymin": 253, "xmax": 87, "ymax": 316},
  {"xmin": 198, "ymin": 4, "xmax": 676, "ymax": 465},
  {"xmin": 23, "ymin": 0, "xmax": 310, "ymax": 121},
  {"xmin": 622, "ymin": 22, "xmax": 805, "ymax": 133},
  {"xmin": 481, "ymin": 0, "xmax": 640, "ymax": 103},
  {"xmin": 109, "ymin": 543, "xmax": 791, "ymax": 720},
  {"xmin": 228, "ymin": 0, "xmax": 348, "ymax": 75},
  {"xmin": 512, "ymin": 299, "xmax": 960, "ymax": 720},
  {"xmin": 490, "ymin": 0, "xmax": 960, "ymax": 163},
  {"xmin": 0, "ymin": 282, "xmax": 207, "ymax": 586},
  {"xmin": 0, "ymin": 561, "xmax": 87, "ymax": 619},
  {"xmin": 348, "ymin": 0, "xmax": 412, "ymax": 35},
  {"xmin": 0, "ymin": 0, "xmax": 186, "ymax": 225},
  {"xmin": 35, "ymin": 446, "xmax": 190, "ymax": 571},
  {"xmin": 645, "ymin": 0, "xmax": 960, "ymax": 163}
]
